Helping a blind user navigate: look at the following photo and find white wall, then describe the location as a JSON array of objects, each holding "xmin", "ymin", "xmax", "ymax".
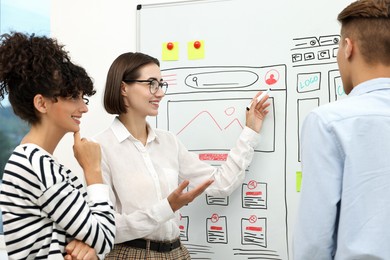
[{"xmin": 51, "ymin": 0, "xmax": 180, "ymax": 176}]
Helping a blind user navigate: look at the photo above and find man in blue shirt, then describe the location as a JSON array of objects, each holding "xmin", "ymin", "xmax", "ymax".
[{"xmin": 294, "ymin": 0, "xmax": 390, "ymax": 259}]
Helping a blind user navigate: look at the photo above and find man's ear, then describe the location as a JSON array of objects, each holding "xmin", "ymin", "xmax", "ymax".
[
  {"xmin": 33, "ymin": 94, "xmax": 48, "ymax": 113},
  {"xmin": 344, "ymin": 37, "xmax": 353, "ymax": 60}
]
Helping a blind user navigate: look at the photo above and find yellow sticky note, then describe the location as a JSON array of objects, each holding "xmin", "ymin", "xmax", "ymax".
[
  {"xmin": 162, "ymin": 42, "xmax": 179, "ymax": 61},
  {"xmin": 188, "ymin": 40, "xmax": 205, "ymax": 60},
  {"xmin": 296, "ymin": 171, "xmax": 302, "ymax": 192}
]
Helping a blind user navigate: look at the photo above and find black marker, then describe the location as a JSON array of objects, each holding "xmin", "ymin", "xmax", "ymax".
[{"xmin": 246, "ymin": 88, "xmax": 271, "ymax": 111}]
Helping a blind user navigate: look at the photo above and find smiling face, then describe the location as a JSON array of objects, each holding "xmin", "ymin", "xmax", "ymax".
[
  {"xmin": 43, "ymin": 93, "xmax": 89, "ymax": 134},
  {"xmin": 121, "ymin": 63, "xmax": 165, "ymax": 118}
]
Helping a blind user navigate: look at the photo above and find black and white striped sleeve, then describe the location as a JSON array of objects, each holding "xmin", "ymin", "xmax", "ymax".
[{"xmin": 36, "ymin": 155, "xmax": 115, "ymax": 255}]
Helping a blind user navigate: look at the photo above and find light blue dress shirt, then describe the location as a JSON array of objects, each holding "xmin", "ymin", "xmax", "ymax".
[{"xmin": 294, "ymin": 78, "xmax": 390, "ymax": 260}]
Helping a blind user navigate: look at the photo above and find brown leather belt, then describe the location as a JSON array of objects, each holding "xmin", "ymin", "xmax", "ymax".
[{"xmin": 123, "ymin": 238, "xmax": 181, "ymax": 252}]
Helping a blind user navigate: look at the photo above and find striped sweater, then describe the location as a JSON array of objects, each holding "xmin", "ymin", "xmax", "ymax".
[{"xmin": 0, "ymin": 144, "xmax": 115, "ymax": 259}]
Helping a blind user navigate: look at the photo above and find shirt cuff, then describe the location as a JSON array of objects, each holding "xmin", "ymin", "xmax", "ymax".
[
  {"xmin": 153, "ymin": 198, "xmax": 175, "ymax": 223},
  {"xmin": 86, "ymin": 184, "xmax": 110, "ymax": 202},
  {"xmin": 242, "ymin": 126, "xmax": 261, "ymax": 148}
]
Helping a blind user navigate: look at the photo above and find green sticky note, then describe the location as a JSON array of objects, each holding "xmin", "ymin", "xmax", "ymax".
[
  {"xmin": 188, "ymin": 40, "xmax": 205, "ymax": 60},
  {"xmin": 162, "ymin": 42, "xmax": 179, "ymax": 61},
  {"xmin": 296, "ymin": 171, "xmax": 302, "ymax": 192}
]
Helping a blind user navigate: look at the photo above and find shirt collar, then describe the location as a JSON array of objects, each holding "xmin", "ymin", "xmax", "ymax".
[
  {"xmin": 111, "ymin": 116, "xmax": 158, "ymax": 144},
  {"xmin": 349, "ymin": 78, "xmax": 390, "ymax": 97}
]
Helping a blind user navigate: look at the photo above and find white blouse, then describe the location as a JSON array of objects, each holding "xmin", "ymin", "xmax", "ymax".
[{"xmin": 94, "ymin": 117, "xmax": 260, "ymax": 243}]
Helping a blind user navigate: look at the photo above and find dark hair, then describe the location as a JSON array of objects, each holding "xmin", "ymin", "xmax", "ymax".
[
  {"xmin": 0, "ymin": 32, "xmax": 95, "ymax": 124},
  {"xmin": 103, "ymin": 52, "xmax": 160, "ymax": 115},
  {"xmin": 338, "ymin": 0, "xmax": 390, "ymax": 65}
]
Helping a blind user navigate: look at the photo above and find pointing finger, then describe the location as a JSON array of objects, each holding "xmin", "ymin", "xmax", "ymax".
[
  {"xmin": 192, "ymin": 179, "xmax": 214, "ymax": 196},
  {"xmin": 74, "ymin": 131, "xmax": 81, "ymax": 144},
  {"xmin": 177, "ymin": 180, "xmax": 190, "ymax": 193}
]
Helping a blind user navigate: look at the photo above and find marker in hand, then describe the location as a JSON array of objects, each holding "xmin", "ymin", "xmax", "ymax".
[{"xmin": 246, "ymin": 88, "xmax": 271, "ymax": 111}]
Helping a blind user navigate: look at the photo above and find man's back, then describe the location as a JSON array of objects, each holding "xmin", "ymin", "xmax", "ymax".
[{"xmin": 294, "ymin": 78, "xmax": 390, "ymax": 259}]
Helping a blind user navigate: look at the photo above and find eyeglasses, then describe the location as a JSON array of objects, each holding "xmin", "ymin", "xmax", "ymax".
[
  {"xmin": 58, "ymin": 94, "xmax": 90, "ymax": 105},
  {"xmin": 123, "ymin": 79, "xmax": 168, "ymax": 94}
]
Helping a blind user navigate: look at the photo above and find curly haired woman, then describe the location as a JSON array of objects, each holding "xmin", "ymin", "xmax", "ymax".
[{"xmin": 0, "ymin": 32, "xmax": 115, "ymax": 260}]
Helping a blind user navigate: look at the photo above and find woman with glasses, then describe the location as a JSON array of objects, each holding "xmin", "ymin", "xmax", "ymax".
[{"xmin": 94, "ymin": 52, "xmax": 270, "ymax": 259}]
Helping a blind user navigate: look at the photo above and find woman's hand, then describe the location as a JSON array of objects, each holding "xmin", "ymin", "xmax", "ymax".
[
  {"xmin": 64, "ymin": 240, "xmax": 98, "ymax": 260},
  {"xmin": 168, "ymin": 179, "xmax": 214, "ymax": 212},
  {"xmin": 245, "ymin": 90, "xmax": 270, "ymax": 133},
  {"xmin": 73, "ymin": 132, "xmax": 103, "ymax": 185}
]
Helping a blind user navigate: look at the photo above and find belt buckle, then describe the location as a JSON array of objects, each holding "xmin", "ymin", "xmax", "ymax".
[
  {"xmin": 157, "ymin": 242, "xmax": 165, "ymax": 252},
  {"xmin": 158, "ymin": 241, "xmax": 174, "ymax": 252}
]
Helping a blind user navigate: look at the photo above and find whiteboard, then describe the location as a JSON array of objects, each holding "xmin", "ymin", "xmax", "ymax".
[{"xmin": 137, "ymin": 0, "xmax": 352, "ymax": 259}]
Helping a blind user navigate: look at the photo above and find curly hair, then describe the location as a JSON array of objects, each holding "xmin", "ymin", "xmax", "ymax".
[{"xmin": 0, "ymin": 32, "xmax": 96, "ymax": 124}]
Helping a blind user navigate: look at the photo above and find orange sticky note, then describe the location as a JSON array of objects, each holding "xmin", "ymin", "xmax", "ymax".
[
  {"xmin": 188, "ymin": 40, "xmax": 205, "ymax": 60},
  {"xmin": 162, "ymin": 41, "xmax": 179, "ymax": 61}
]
